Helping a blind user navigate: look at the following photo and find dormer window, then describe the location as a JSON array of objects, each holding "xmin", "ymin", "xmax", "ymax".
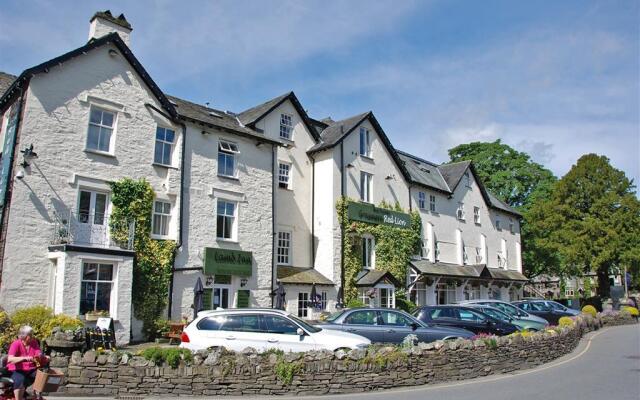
[
  {"xmin": 280, "ymin": 114, "xmax": 293, "ymax": 140},
  {"xmin": 464, "ymin": 171, "xmax": 472, "ymax": 189},
  {"xmin": 359, "ymin": 127, "xmax": 372, "ymax": 158}
]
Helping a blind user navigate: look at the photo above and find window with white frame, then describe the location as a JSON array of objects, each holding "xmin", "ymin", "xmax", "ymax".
[
  {"xmin": 418, "ymin": 192, "xmax": 426, "ymax": 210},
  {"xmin": 298, "ymin": 292, "xmax": 308, "ymax": 318},
  {"xmin": 154, "ymin": 127, "xmax": 175, "ymax": 166},
  {"xmin": 320, "ymin": 291, "xmax": 327, "ymax": 310},
  {"xmin": 362, "ymin": 236, "xmax": 374, "ymax": 269},
  {"xmin": 280, "ymin": 114, "xmax": 293, "ymax": 140},
  {"xmin": 429, "ymin": 195, "xmax": 436, "ymax": 212},
  {"xmin": 278, "ymin": 162, "xmax": 291, "ymax": 189},
  {"xmin": 360, "ymin": 172, "xmax": 373, "ymax": 203},
  {"xmin": 496, "ymin": 219, "xmax": 502, "ymax": 231},
  {"xmin": 152, "ymin": 200, "xmax": 171, "ymax": 237},
  {"xmin": 509, "ymin": 219, "xmax": 515, "ymax": 234},
  {"xmin": 457, "ymin": 202, "xmax": 466, "ymax": 221},
  {"xmin": 464, "ymin": 171, "xmax": 472, "ymax": 188},
  {"xmin": 87, "ymin": 107, "xmax": 115, "ymax": 153},
  {"xmin": 218, "ymin": 140, "xmax": 239, "ymax": 178},
  {"xmin": 216, "ymin": 200, "xmax": 236, "ymax": 240},
  {"xmin": 80, "ymin": 262, "xmax": 114, "ymax": 314},
  {"xmin": 277, "ymin": 231, "xmax": 291, "ymax": 265},
  {"xmin": 359, "ymin": 127, "xmax": 371, "ymax": 157},
  {"xmin": 473, "ymin": 206, "xmax": 481, "ymax": 224},
  {"xmin": 421, "ymin": 238, "xmax": 429, "ymax": 259}
]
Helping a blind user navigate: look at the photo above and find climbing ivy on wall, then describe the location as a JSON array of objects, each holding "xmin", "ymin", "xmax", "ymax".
[
  {"xmin": 109, "ymin": 178, "xmax": 176, "ymax": 340},
  {"xmin": 336, "ymin": 197, "xmax": 421, "ymax": 303}
]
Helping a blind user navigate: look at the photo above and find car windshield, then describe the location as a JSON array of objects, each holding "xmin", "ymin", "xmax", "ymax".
[
  {"xmin": 482, "ymin": 302, "xmax": 520, "ymax": 317},
  {"xmin": 548, "ymin": 301, "xmax": 566, "ymax": 310},
  {"xmin": 288, "ymin": 314, "xmax": 322, "ymax": 333},
  {"xmin": 482, "ymin": 308, "xmax": 511, "ymax": 322},
  {"xmin": 325, "ymin": 310, "xmax": 346, "ymax": 322}
]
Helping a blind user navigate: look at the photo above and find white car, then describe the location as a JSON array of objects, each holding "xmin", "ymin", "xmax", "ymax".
[{"xmin": 179, "ymin": 308, "xmax": 371, "ymax": 353}]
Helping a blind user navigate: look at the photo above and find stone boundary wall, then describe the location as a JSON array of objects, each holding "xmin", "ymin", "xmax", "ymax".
[{"xmin": 50, "ymin": 314, "xmax": 637, "ymax": 397}]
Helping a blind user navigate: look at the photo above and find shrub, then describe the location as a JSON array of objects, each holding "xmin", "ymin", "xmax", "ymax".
[
  {"xmin": 581, "ymin": 305, "xmax": 597, "ymax": 318},
  {"xmin": 558, "ymin": 317, "xmax": 575, "ymax": 327},
  {"xmin": 622, "ymin": 306, "xmax": 639, "ymax": 317},
  {"xmin": 395, "ymin": 296, "xmax": 417, "ymax": 313},
  {"xmin": 152, "ymin": 319, "xmax": 172, "ymax": 339},
  {"xmin": 346, "ymin": 299, "xmax": 366, "ymax": 308},
  {"xmin": 140, "ymin": 346, "xmax": 193, "ymax": 368},
  {"xmin": 0, "ymin": 306, "xmax": 83, "ymax": 351}
]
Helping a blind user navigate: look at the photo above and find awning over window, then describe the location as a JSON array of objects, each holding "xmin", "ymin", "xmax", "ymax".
[
  {"xmin": 409, "ymin": 260, "xmax": 528, "ymax": 282},
  {"xmin": 354, "ymin": 269, "xmax": 402, "ymax": 287},
  {"xmin": 277, "ymin": 266, "xmax": 334, "ymax": 285}
]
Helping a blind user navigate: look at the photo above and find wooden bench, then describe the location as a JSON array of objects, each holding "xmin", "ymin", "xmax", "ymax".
[{"xmin": 166, "ymin": 322, "xmax": 185, "ymax": 345}]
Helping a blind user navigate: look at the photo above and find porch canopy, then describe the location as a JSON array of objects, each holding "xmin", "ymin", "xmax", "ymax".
[
  {"xmin": 277, "ymin": 266, "xmax": 334, "ymax": 285},
  {"xmin": 409, "ymin": 260, "xmax": 528, "ymax": 283},
  {"xmin": 355, "ymin": 269, "xmax": 402, "ymax": 287}
]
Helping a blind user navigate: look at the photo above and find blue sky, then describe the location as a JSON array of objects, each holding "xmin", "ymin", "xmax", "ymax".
[{"xmin": 1, "ymin": 0, "xmax": 638, "ymax": 184}]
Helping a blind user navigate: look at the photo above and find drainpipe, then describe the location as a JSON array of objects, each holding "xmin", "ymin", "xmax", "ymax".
[
  {"xmin": 271, "ymin": 143, "xmax": 277, "ymax": 307},
  {"xmin": 167, "ymin": 121, "xmax": 187, "ymax": 320},
  {"xmin": 310, "ymin": 154, "xmax": 315, "ymax": 266},
  {"xmin": 339, "ymin": 142, "xmax": 345, "ymax": 301}
]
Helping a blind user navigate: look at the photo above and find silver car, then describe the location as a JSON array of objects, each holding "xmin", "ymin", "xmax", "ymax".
[{"xmin": 458, "ymin": 300, "xmax": 549, "ymax": 330}]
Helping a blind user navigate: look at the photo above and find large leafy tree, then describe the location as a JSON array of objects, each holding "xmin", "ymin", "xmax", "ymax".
[
  {"xmin": 448, "ymin": 140, "xmax": 556, "ymax": 211},
  {"xmin": 447, "ymin": 140, "xmax": 557, "ymax": 277},
  {"xmin": 527, "ymin": 154, "xmax": 640, "ymax": 297}
]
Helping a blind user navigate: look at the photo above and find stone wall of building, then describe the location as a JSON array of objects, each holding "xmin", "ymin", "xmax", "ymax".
[{"xmin": 46, "ymin": 314, "xmax": 637, "ymax": 397}]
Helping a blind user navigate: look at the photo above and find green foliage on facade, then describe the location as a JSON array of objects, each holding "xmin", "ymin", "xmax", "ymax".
[
  {"xmin": 336, "ymin": 197, "xmax": 421, "ymax": 303},
  {"xmin": 109, "ymin": 178, "xmax": 176, "ymax": 340}
]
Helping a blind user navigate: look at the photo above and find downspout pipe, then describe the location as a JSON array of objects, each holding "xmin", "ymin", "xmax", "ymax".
[
  {"xmin": 271, "ymin": 143, "xmax": 277, "ymax": 307},
  {"xmin": 167, "ymin": 120, "xmax": 187, "ymax": 319},
  {"xmin": 310, "ymin": 154, "xmax": 315, "ymax": 266},
  {"xmin": 339, "ymin": 142, "xmax": 345, "ymax": 304}
]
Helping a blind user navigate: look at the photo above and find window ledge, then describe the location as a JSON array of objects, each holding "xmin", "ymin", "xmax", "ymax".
[
  {"xmin": 216, "ymin": 238, "xmax": 239, "ymax": 244},
  {"xmin": 84, "ymin": 149, "xmax": 116, "ymax": 158},
  {"xmin": 151, "ymin": 234, "xmax": 176, "ymax": 241},
  {"xmin": 217, "ymin": 174, "xmax": 240, "ymax": 182},
  {"xmin": 278, "ymin": 186, "xmax": 293, "ymax": 191},
  {"xmin": 152, "ymin": 162, "xmax": 179, "ymax": 170},
  {"xmin": 359, "ymin": 154, "xmax": 374, "ymax": 161}
]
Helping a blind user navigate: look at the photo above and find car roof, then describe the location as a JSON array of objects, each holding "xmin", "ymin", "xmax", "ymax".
[{"xmin": 196, "ymin": 308, "xmax": 289, "ymax": 318}]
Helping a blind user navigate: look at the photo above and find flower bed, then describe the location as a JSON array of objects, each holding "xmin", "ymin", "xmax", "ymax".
[{"xmin": 42, "ymin": 311, "xmax": 635, "ymax": 397}]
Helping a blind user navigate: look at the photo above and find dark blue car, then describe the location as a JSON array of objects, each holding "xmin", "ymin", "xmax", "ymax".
[{"xmin": 317, "ymin": 307, "xmax": 474, "ymax": 344}]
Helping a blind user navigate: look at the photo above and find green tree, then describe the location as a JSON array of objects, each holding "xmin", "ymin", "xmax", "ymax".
[
  {"xmin": 527, "ymin": 154, "xmax": 640, "ymax": 297},
  {"xmin": 448, "ymin": 140, "xmax": 556, "ymax": 211},
  {"xmin": 447, "ymin": 140, "xmax": 558, "ymax": 277}
]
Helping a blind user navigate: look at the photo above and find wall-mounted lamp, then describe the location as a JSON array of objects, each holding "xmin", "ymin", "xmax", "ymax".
[
  {"xmin": 240, "ymin": 278, "xmax": 248, "ymax": 287},
  {"xmin": 205, "ymin": 275, "xmax": 214, "ymax": 286},
  {"xmin": 19, "ymin": 144, "xmax": 38, "ymax": 168},
  {"xmin": 346, "ymin": 163, "xmax": 355, "ymax": 169}
]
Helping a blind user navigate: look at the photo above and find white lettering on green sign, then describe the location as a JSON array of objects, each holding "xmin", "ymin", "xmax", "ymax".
[{"xmin": 347, "ymin": 203, "xmax": 411, "ymax": 229}]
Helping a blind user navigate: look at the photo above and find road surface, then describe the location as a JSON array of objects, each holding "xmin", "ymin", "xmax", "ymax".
[{"xmin": 52, "ymin": 324, "xmax": 640, "ymax": 400}]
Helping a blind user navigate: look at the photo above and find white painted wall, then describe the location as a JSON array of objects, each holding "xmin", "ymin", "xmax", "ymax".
[
  {"xmin": 254, "ymin": 100, "xmax": 315, "ymax": 270},
  {"xmin": 172, "ymin": 120, "xmax": 274, "ymax": 319},
  {"xmin": 0, "ymin": 44, "xmax": 181, "ymax": 333}
]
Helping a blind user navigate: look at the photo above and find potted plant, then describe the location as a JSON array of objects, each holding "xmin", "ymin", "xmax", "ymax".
[{"xmin": 85, "ymin": 310, "xmax": 109, "ymax": 321}]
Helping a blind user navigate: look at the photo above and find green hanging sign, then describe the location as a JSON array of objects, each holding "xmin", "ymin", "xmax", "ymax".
[
  {"xmin": 347, "ymin": 202, "xmax": 411, "ymax": 229},
  {"xmin": 203, "ymin": 247, "xmax": 253, "ymax": 276}
]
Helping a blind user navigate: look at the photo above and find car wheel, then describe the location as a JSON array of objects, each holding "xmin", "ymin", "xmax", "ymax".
[{"xmin": 334, "ymin": 347, "xmax": 352, "ymax": 352}]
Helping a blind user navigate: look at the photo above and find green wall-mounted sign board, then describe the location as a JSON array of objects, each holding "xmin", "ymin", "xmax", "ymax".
[
  {"xmin": 203, "ymin": 248, "xmax": 253, "ymax": 276},
  {"xmin": 347, "ymin": 202, "xmax": 411, "ymax": 229}
]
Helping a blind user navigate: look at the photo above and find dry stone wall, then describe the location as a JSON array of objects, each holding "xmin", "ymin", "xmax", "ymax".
[{"xmin": 45, "ymin": 313, "xmax": 637, "ymax": 397}]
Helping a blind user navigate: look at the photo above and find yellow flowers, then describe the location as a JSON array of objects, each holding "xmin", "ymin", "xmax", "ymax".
[{"xmin": 581, "ymin": 305, "xmax": 597, "ymax": 318}]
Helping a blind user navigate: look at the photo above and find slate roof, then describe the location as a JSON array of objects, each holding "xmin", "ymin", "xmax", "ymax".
[
  {"xmin": 354, "ymin": 269, "xmax": 402, "ymax": 287},
  {"xmin": 167, "ymin": 95, "xmax": 280, "ymax": 144},
  {"xmin": 238, "ymin": 91, "xmax": 320, "ymax": 141},
  {"xmin": 438, "ymin": 161, "xmax": 472, "ymax": 191},
  {"xmin": 0, "ymin": 72, "xmax": 16, "ymax": 98},
  {"xmin": 396, "ymin": 150, "xmax": 450, "ymax": 193},
  {"xmin": 487, "ymin": 268, "xmax": 528, "ymax": 282},
  {"xmin": 0, "ymin": 33, "xmax": 176, "ymax": 119},
  {"xmin": 307, "ymin": 111, "xmax": 370, "ymax": 153},
  {"xmin": 277, "ymin": 266, "xmax": 334, "ymax": 285}
]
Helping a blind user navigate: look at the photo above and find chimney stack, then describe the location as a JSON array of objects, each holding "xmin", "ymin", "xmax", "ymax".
[{"xmin": 88, "ymin": 10, "xmax": 132, "ymax": 46}]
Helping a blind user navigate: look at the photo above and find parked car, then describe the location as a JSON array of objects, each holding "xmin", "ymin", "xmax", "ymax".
[
  {"xmin": 522, "ymin": 299, "xmax": 581, "ymax": 316},
  {"xmin": 413, "ymin": 305, "xmax": 520, "ymax": 336},
  {"xmin": 512, "ymin": 300, "xmax": 576, "ymax": 325},
  {"xmin": 458, "ymin": 300, "xmax": 549, "ymax": 331},
  {"xmin": 464, "ymin": 304, "xmax": 546, "ymax": 332},
  {"xmin": 180, "ymin": 308, "xmax": 371, "ymax": 352},
  {"xmin": 318, "ymin": 307, "xmax": 474, "ymax": 343}
]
